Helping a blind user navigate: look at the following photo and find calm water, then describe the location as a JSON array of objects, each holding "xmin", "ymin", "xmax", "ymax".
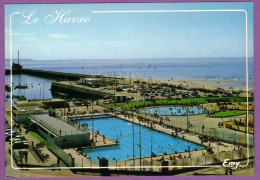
[
  {"xmin": 5, "ymin": 57, "xmax": 254, "ymax": 80},
  {"xmin": 145, "ymin": 106, "xmax": 205, "ymax": 116},
  {"xmin": 5, "ymin": 74, "xmax": 53, "ymax": 104},
  {"xmin": 5, "ymin": 57, "xmax": 254, "ymax": 103},
  {"xmin": 79, "ymin": 116, "xmax": 203, "ymax": 160}
]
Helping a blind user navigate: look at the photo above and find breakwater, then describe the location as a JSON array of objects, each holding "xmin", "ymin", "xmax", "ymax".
[
  {"xmin": 5, "ymin": 69, "xmax": 124, "ymax": 81},
  {"xmin": 51, "ymin": 81, "xmax": 113, "ymax": 98},
  {"xmin": 5, "ymin": 69, "xmax": 88, "ymax": 80}
]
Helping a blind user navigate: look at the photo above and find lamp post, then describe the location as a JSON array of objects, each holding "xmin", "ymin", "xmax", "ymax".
[
  {"xmin": 150, "ymin": 121, "xmax": 153, "ymax": 170},
  {"xmin": 132, "ymin": 112, "xmax": 135, "ymax": 168},
  {"xmin": 113, "ymin": 71, "xmax": 116, "ymax": 116},
  {"xmin": 92, "ymin": 99, "xmax": 95, "ymax": 144},
  {"xmin": 138, "ymin": 111, "xmax": 142, "ymax": 174},
  {"xmin": 186, "ymin": 107, "xmax": 189, "ymax": 132}
]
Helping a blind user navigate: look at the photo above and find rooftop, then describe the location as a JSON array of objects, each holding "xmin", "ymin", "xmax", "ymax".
[
  {"xmin": 13, "ymin": 109, "xmax": 47, "ymax": 115},
  {"xmin": 29, "ymin": 114, "xmax": 86, "ymax": 137}
]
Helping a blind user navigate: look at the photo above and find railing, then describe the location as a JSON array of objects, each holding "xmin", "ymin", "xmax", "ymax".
[
  {"xmin": 121, "ymin": 110, "xmax": 254, "ymax": 147},
  {"xmin": 74, "ymin": 148, "xmax": 254, "ymax": 171},
  {"xmin": 12, "ymin": 151, "xmax": 21, "ymax": 165},
  {"xmin": 32, "ymin": 146, "xmax": 45, "ymax": 162},
  {"xmin": 46, "ymin": 135, "xmax": 74, "ymax": 167},
  {"xmin": 30, "ymin": 115, "xmax": 85, "ymax": 137}
]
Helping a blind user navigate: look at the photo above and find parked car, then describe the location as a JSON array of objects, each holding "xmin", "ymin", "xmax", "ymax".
[
  {"xmin": 103, "ymin": 100, "xmax": 109, "ymax": 104},
  {"xmin": 13, "ymin": 141, "xmax": 28, "ymax": 149},
  {"xmin": 5, "ymin": 131, "xmax": 19, "ymax": 141},
  {"xmin": 9, "ymin": 135, "xmax": 25, "ymax": 144}
]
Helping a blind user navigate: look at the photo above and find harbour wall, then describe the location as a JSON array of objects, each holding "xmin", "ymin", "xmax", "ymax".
[
  {"xmin": 51, "ymin": 81, "xmax": 113, "ymax": 98},
  {"xmin": 5, "ymin": 68, "xmax": 124, "ymax": 81},
  {"xmin": 6, "ymin": 69, "xmax": 88, "ymax": 80}
]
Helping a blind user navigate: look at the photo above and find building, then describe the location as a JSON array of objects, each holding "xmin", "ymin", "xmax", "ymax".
[
  {"xmin": 114, "ymin": 95, "xmax": 132, "ymax": 103},
  {"xmin": 80, "ymin": 77, "xmax": 106, "ymax": 87},
  {"xmin": 28, "ymin": 114, "xmax": 90, "ymax": 148},
  {"xmin": 13, "ymin": 109, "xmax": 48, "ymax": 124}
]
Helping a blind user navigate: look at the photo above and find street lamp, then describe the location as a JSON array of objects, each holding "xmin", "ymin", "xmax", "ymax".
[
  {"xmin": 150, "ymin": 121, "xmax": 153, "ymax": 170},
  {"xmin": 139, "ymin": 115, "xmax": 142, "ymax": 174},
  {"xmin": 186, "ymin": 107, "xmax": 189, "ymax": 132},
  {"xmin": 133, "ymin": 112, "xmax": 135, "ymax": 166},
  {"xmin": 92, "ymin": 99, "xmax": 95, "ymax": 144}
]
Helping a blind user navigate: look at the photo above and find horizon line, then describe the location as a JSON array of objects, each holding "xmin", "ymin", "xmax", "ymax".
[{"xmin": 4, "ymin": 57, "xmax": 254, "ymax": 61}]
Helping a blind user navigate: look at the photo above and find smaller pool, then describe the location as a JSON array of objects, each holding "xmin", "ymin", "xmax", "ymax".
[{"xmin": 145, "ymin": 106, "xmax": 205, "ymax": 116}]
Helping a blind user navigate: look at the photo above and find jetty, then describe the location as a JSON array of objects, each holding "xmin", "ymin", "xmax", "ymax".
[
  {"xmin": 51, "ymin": 81, "xmax": 113, "ymax": 98},
  {"xmin": 5, "ymin": 68, "xmax": 124, "ymax": 81},
  {"xmin": 5, "ymin": 68, "xmax": 88, "ymax": 80}
]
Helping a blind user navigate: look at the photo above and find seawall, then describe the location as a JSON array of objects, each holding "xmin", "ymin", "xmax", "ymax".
[{"xmin": 51, "ymin": 81, "xmax": 113, "ymax": 98}]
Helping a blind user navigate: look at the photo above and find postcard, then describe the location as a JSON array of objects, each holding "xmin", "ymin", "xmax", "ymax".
[{"xmin": 1, "ymin": 0, "xmax": 257, "ymax": 179}]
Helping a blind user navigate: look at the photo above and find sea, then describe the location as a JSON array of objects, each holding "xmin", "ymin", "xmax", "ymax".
[{"xmin": 5, "ymin": 57, "xmax": 254, "ymax": 104}]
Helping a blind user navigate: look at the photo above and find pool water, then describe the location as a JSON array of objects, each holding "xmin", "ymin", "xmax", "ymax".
[
  {"xmin": 79, "ymin": 116, "xmax": 203, "ymax": 160},
  {"xmin": 145, "ymin": 106, "xmax": 205, "ymax": 116}
]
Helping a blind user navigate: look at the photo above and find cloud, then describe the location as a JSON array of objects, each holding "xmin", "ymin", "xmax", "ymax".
[
  {"xmin": 19, "ymin": 37, "xmax": 40, "ymax": 42},
  {"xmin": 5, "ymin": 29, "xmax": 22, "ymax": 36},
  {"xmin": 23, "ymin": 33, "xmax": 36, "ymax": 36},
  {"xmin": 48, "ymin": 33, "xmax": 69, "ymax": 40}
]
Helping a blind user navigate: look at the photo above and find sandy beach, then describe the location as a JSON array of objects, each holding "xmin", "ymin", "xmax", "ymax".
[{"xmin": 127, "ymin": 76, "xmax": 253, "ymax": 91}]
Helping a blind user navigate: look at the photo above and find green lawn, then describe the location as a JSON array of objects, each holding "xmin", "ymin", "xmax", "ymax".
[
  {"xmin": 109, "ymin": 97, "xmax": 249, "ymax": 110},
  {"xmin": 29, "ymin": 131, "xmax": 47, "ymax": 145},
  {"xmin": 209, "ymin": 110, "xmax": 246, "ymax": 118},
  {"xmin": 6, "ymin": 111, "xmax": 11, "ymax": 116}
]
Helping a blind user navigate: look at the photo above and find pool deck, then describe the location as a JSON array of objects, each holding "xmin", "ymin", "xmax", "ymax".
[
  {"xmin": 64, "ymin": 111, "xmax": 235, "ymax": 167},
  {"xmin": 52, "ymin": 104, "xmax": 251, "ymax": 169},
  {"xmin": 5, "ymin": 102, "xmax": 249, "ymax": 172},
  {"xmin": 116, "ymin": 114, "xmax": 235, "ymax": 158}
]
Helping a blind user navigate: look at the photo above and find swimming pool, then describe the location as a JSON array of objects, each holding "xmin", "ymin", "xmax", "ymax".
[
  {"xmin": 145, "ymin": 106, "xmax": 205, "ymax": 116},
  {"xmin": 79, "ymin": 116, "xmax": 203, "ymax": 160}
]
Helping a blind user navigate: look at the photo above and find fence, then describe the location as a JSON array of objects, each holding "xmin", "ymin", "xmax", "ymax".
[
  {"xmin": 46, "ymin": 135, "xmax": 75, "ymax": 167},
  {"xmin": 129, "ymin": 111, "xmax": 254, "ymax": 147},
  {"xmin": 12, "ymin": 151, "xmax": 21, "ymax": 165},
  {"xmin": 31, "ymin": 114, "xmax": 86, "ymax": 137},
  {"xmin": 74, "ymin": 148, "xmax": 254, "ymax": 172}
]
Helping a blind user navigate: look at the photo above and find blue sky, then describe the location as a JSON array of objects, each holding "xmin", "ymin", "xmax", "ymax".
[{"xmin": 5, "ymin": 2, "xmax": 253, "ymax": 60}]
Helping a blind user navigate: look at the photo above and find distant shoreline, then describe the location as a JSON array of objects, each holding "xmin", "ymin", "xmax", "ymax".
[
  {"xmin": 127, "ymin": 76, "xmax": 254, "ymax": 92},
  {"xmin": 5, "ymin": 70, "xmax": 254, "ymax": 90}
]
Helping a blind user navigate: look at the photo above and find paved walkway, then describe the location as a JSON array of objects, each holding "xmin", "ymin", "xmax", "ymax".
[
  {"xmin": 5, "ymin": 103, "xmax": 254, "ymax": 176},
  {"xmin": 116, "ymin": 114, "xmax": 235, "ymax": 161},
  {"xmin": 5, "ymin": 104, "xmax": 68, "ymax": 177}
]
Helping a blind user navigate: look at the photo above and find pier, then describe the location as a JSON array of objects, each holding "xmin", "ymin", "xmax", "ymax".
[
  {"xmin": 5, "ymin": 68, "xmax": 89, "ymax": 80},
  {"xmin": 51, "ymin": 81, "xmax": 114, "ymax": 98},
  {"xmin": 5, "ymin": 68, "xmax": 124, "ymax": 81}
]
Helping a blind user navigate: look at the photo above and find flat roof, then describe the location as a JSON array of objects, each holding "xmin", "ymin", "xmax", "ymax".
[
  {"xmin": 14, "ymin": 105, "xmax": 43, "ymax": 110},
  {"xmin": 14, "ymin": 109, "xmax": 47, "ymax": 115},
  {"xmin": 81, "ymin": 78, "xmax": 105, "ymax": 81},
  {"xmin": 14, "ymin": 98, "xmax": 65, "ymax": 106},
  {"xmin": 29, "ymin": 114, "xmax": 86, "ymax": 137},
  {"xmin": 13, "ymin": 99, "xmax": 67, "ymax": 110}
]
